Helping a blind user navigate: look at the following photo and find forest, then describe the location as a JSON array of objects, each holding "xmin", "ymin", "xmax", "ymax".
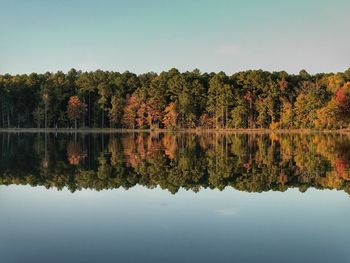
[{"xmin": 1, "ymin": 68, "xmax": 350, "ymax": 129}]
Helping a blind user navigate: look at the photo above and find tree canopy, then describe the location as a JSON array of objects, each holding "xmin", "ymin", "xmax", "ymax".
[{"xmin": 1, "ymin": 68, "xmax": 350, "ymax": 129}]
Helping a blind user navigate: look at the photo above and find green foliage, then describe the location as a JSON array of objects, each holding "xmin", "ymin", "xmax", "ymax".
[
  {"xmin": 279, "ymin": 100, "xmax": 294, "ymax": 128},
  {"xmin": 230, "ymin": 105, "xmax": 248, "ymax": 128},
  {"xmin": 33, "ymin": 107, "xmax": 45, "ymax": 128},
  {"xmin": 294, "ymin": 87, "xmax": 328, "ymax": 128},
  {"xmin": 0, "ymin": 68, "xmax": 349, "ymax": 129}
]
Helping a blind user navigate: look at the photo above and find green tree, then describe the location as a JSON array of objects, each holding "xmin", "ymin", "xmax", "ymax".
[{"xmin": 207, "ymin": 72, "xmax": 232, "ymax": 128}]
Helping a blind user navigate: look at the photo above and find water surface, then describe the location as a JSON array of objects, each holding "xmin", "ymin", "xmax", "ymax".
[{"xmin": 0, "ymin": 132, "xmax": 349, "ymax": 262}]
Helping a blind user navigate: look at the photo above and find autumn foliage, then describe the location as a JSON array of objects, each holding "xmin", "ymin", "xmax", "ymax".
[
  {"xmin": 67, "ymin": 96, "xmax": 87, "ymax": 128},
  {"xmin": 162, "ymin": 103, "xmax": 178, "ymax": 128},
  {"xmin": 1, "ymin": 68, "xmax": 350, "ymax": 129},
  {"xmin": 314, "ymin": 82, "xmax": 350, "ymax": 128},
  {"xmin": 335, "ymin": 83, "xmax": 350, "ymax": 113}
]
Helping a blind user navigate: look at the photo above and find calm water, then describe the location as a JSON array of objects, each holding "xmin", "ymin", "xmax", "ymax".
[{"xmin": 0, "ymin": 132, "xmax": 349, "ymax": 263}]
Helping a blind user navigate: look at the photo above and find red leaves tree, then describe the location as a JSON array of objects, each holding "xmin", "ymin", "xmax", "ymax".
[
  {"xmin": 67, "ymin": 96, "xmax": 87, "ymax": 129},
  {"xmin": 335, "ymin": 84, "xmax": 349, "ymax": 107},
  {"xmin": 335, "ymin": 82, "xmax": 350, "ymax": 120},
  {"xmin": 335, "ymin": 87, "xmax": 347, "ymax": 107}
]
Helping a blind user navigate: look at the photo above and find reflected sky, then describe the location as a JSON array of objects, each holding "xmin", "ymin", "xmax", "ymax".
[{"xmin": 0, "ymin": 185, "xmax": 349, "ymax": 263}]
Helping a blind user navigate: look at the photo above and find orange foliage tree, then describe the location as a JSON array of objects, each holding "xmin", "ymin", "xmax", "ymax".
[
  {"xmin": 146, "ymin": 99, "xmax": 161, "ymax": 129},
  {"xmin": 162, "ymin": 103, "xmax": 178, "ymax": 128},
  {"xmin": 123, "ymin": 96, "xmax": 162, "ymax": 129},
  {"xmin": 136, "ymin": 102, "xmax": 148, "ymax": 128},
  {"xmin": 122, "ymin": 95, "xmax": 139, "ymax": 129},
  {"xmin": 67, "ymin": 96, "xmax": 87, "ymax": 129}
]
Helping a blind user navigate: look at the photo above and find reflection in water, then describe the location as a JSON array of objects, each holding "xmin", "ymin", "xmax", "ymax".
[
  {"xmin": 1, "ymin": 132, "xmax": 350, "ymax": 195},
  {"xmin": 67, "ymin": 140, "xmax": 87, "ymax": 165}
]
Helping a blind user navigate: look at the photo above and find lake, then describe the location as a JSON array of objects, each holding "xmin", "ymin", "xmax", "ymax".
[{"xmin": 0, "ymin": 132, "xmax": 349, "ymax": 263}]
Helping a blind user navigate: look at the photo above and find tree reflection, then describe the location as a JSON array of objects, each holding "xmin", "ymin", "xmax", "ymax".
[
  {"xmin": 1, "ymin": 132, "xmax": 350, "ymax": 195},
  {"xmin": 67, "ymin": 140, "xmax": 87, "ymax": 165}
]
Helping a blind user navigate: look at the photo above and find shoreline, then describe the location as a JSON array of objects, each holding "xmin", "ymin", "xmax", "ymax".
[{"xmin": 0, "ymin": 128, "xmax": 350, "ymax": 134}]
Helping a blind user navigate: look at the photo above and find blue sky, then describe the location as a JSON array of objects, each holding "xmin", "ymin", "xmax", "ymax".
[{"xmin": 0, "ymin": 0, "xmax": 349, "ymax": 74}]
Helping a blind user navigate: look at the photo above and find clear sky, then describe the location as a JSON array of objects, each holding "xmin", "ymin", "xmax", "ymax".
[{"xmin": 0, "ymin": 0, "xmax": 349, "ymax": 75}]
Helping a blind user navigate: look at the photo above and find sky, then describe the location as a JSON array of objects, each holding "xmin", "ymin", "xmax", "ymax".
[{"xmin": 0, "ymin": 0, "xmax": 349, "ymax": 75}]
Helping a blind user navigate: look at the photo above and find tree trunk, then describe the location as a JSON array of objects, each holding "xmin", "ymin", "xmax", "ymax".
[
  {"xmin": 45, "ymin": 102, "xmax": 48, "ymax": 129},
  {"xmin": 102, "ymin": 110, "xmax": 104, "ymax": 129},
  {"xmin": 1, "ymin": 103, "xmax": 4, "ymax": 128},
  {"xmin": 7, "ymin": 110, "xmax": 10, "ymax": 128},
  {"xmin": 89, "ymin": 92, "xmax": 91, "ymax": 127},
  {"xmin": 222, "ymin": 106, "xmax": 224, "ymax": 128},
  {"xmin": 225, "ymin": 105, "xmax": 228, "ymax": 129}
]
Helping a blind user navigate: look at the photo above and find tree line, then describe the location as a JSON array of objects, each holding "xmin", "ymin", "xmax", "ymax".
[{"xmin": 1, "ymin": 68, "xmax": 350, "ymax": 129}]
